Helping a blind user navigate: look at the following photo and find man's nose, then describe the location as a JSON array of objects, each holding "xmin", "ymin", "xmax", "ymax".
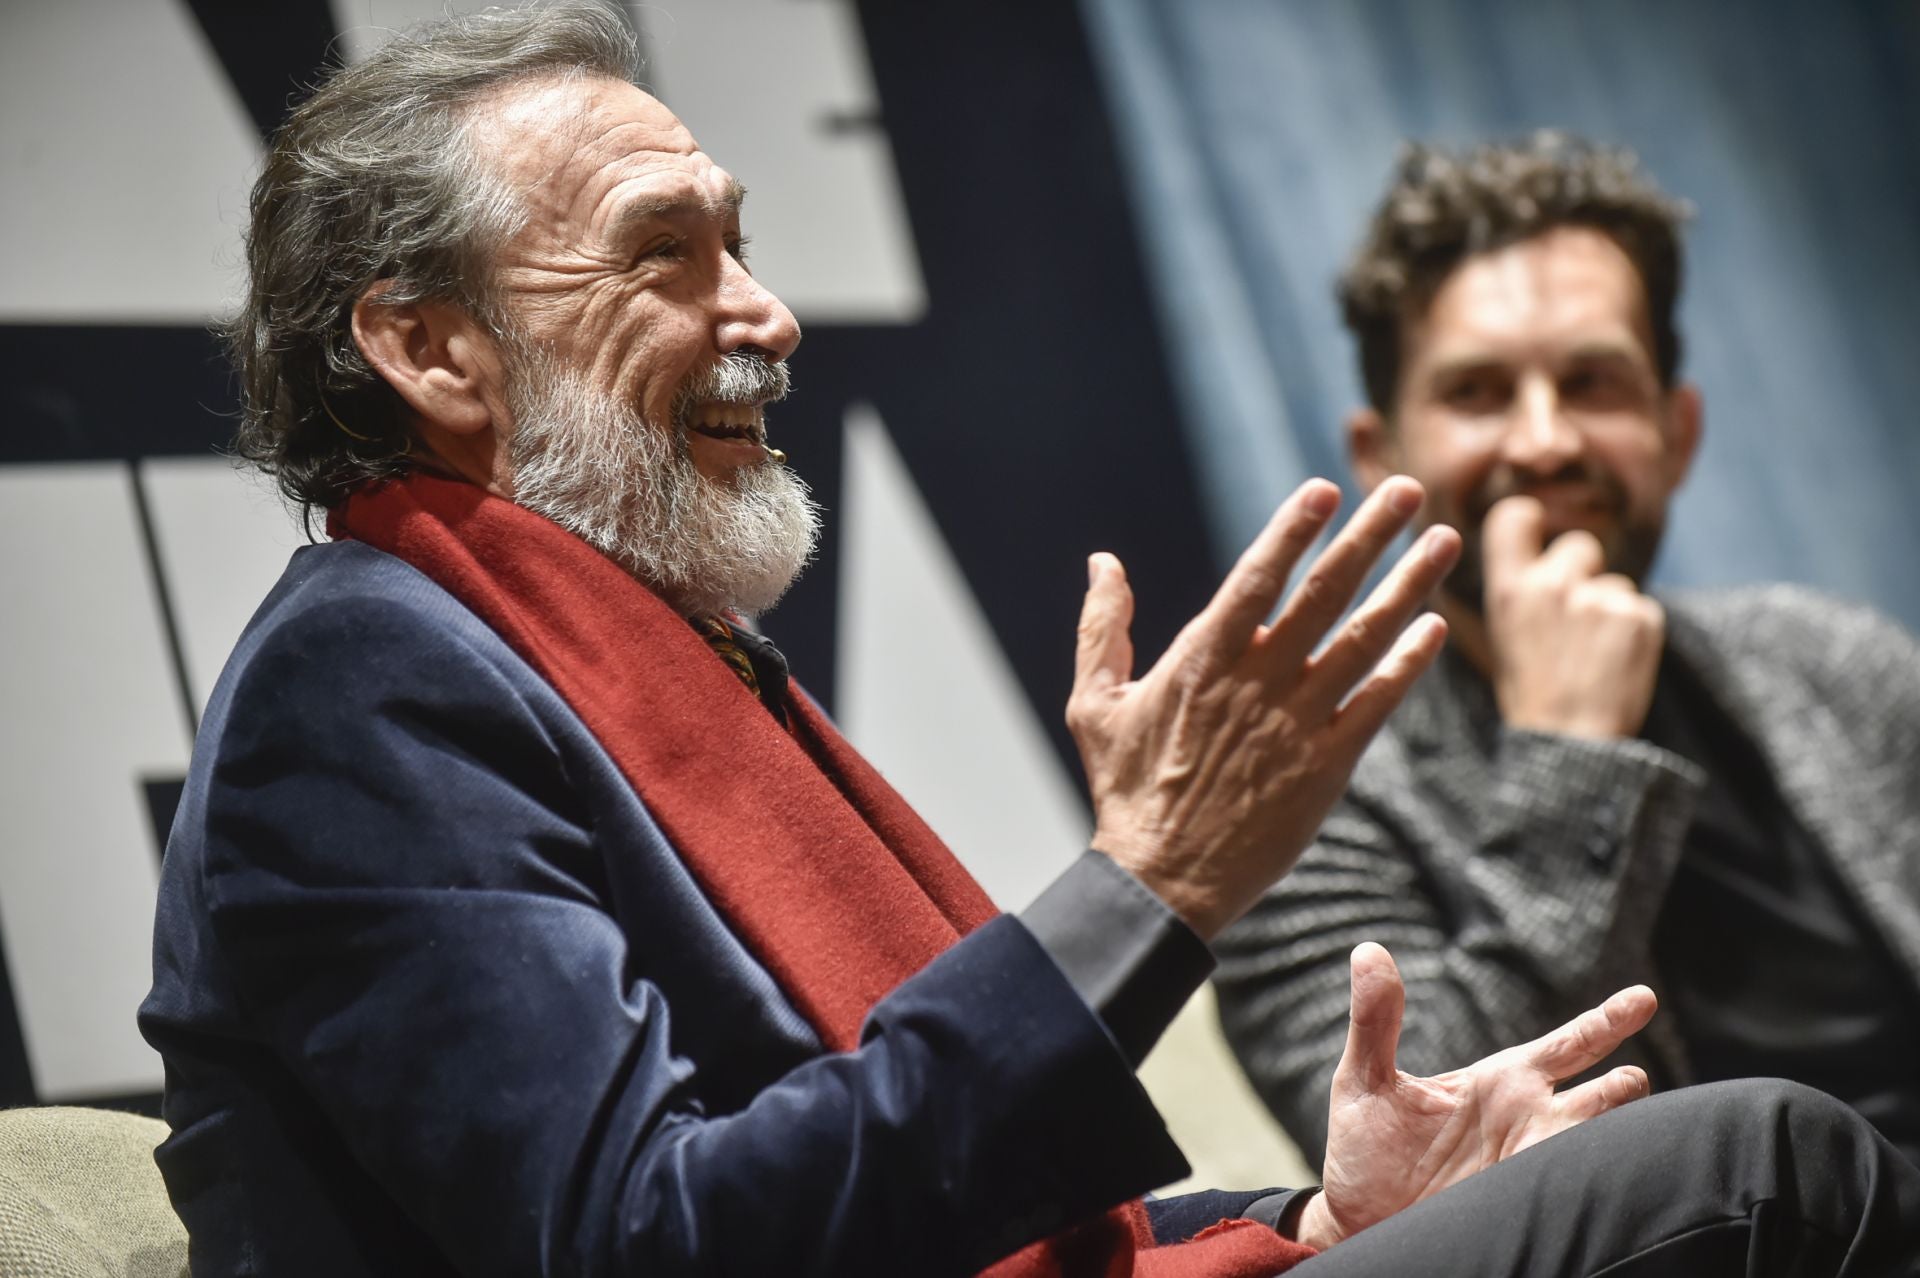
[
  {"xmin": 1501, "ymin": 375, "xmax": 1582, "ymax": 472},
  {"xmin": 715, "ymin": 260, "xmax": 802, "ymax": 363}
]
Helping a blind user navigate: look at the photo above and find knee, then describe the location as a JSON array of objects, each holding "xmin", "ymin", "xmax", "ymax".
[
  {"xmin": 1687, "ymin": 1076, "xmax": 1848, "ymax": 1117},
  {"xmin": 1668, "ymin": 1077, "xmax": 1871, "ymax": 1148},
  {"xmin": 1697, "ymin": 1074, "xmax": 1843, "ymax": 1105}
]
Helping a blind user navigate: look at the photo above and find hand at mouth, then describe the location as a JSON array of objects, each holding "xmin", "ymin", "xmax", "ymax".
[
  {"xmin": 1472, "ymin": 473, "xmax": 1623, "ymax": 526},
  {"xmin": 1524, "ymin": 489, "xmax": 1629, "ymax": 547},
  {"xmin": 1524, "ymin": 478, "xmax": 1609, "ymax": 503}
]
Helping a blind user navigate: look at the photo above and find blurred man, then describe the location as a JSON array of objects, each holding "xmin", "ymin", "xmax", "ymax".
[
  {"xmin": 1217, "ymin": 134, "xmax": 1920, "ymax": 1172},
  {"xmin": 140, "ymin": 17, "xmax": 1916, "ymax": 1276}
]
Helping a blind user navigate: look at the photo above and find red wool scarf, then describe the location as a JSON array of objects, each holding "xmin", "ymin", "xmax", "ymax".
[{"xmin": 333, "ymin": 472, "xmax": 1314, "ymax": 1278}]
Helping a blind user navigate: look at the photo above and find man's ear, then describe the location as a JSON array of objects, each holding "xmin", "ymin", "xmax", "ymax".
[
  {"xmin": 1663, "ymin": 382, "xmax": 1704, "ymax": 491},
  {"xmin": 350, "ymin": 286, "xmax": 501, "ymax": 437},
  {"xmin": 1346, "ymin": 405, "xmax": 1398, "ymax": 495}
]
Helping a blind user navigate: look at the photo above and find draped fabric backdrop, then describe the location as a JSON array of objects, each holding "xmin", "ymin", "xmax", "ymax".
[
  {"xmin": 1, "ymin": 0, "xmax": 1909, "ymax": 1191},
  {"xmin": 1083, "ymin": 0, "xmax": 1920, "ymax": 633}
]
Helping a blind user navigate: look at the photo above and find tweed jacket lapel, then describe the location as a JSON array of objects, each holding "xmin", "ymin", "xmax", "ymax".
[{"xmin": 1664, "ymin": 599, "xmax": 1920, "ymax": 992}]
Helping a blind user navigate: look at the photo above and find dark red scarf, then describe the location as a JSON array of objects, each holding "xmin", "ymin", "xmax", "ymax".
[{"xmin": 333, "ymin": 473, "xmax": 1314, "ymax": 1277}]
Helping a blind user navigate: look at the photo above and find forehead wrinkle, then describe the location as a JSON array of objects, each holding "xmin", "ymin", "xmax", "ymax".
[
  {"xmin": 472, "ymin": 75, "xmax": 698, "ymax": 218},
  {"xmin": 600, "ymin": 173, "xmax": 745, "ymax": 239}
]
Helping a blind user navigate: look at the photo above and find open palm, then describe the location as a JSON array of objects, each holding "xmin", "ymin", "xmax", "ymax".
[{"xmin": 1303, "ymin": 943, "xmax": 1656, "ymax": 1249}]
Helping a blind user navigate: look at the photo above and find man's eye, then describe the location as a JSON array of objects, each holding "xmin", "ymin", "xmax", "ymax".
[
  {"xmin": 640, "ymin": 238, "xmax": 683, "ymax": 262},
  {"xmin": 1441, "ymin": 376, "xmax": 1508, "ymax": 413},
  {"xmin": 1562, "ymin": 367, "xmax": 1638, "ymax": 407},
  {"xmin": 728, "ymin": 235, "xmax": 753, "ymax": 265}
]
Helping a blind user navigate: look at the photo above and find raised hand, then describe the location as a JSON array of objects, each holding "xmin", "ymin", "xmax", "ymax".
[
  {"xmin": 1067, "ymin": 476, "xmax": 1460, "ymax": 939},
  {"xmin": 1481, "ymin": 494, "xmax": 1665, "ymax": 739},
  {"xmin": 1297, "ymin": 943, "xmax": 1656, "ymax": 1250}
]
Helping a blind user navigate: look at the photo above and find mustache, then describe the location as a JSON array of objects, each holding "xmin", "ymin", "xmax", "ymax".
[
  {"xmin": 673, "ymin": 353, "xmax": 792, "ymax": 424},
  {"xmin": 1464, "ymin": 460, "xmax": 1627, "ymax": 522}
]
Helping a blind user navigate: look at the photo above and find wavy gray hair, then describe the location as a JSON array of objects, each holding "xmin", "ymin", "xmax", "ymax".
[{"xmin": 228, "ymin": 4, "xmax": 638, "ymax": 514}]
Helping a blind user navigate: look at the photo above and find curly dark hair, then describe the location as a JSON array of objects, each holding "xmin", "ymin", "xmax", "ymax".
[
  {"xmin": 227, "ymin": 4, "xmax": 637, "ymax": 516},
  {"xmin": 1338, "ymin": 132, "xmax": 1692, "ymax": 415}
]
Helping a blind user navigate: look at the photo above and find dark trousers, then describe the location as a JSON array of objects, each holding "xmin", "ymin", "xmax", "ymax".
[{"xmin": 1295, "ymin": 1079, "xmax": 1920, "ymax": 1276}]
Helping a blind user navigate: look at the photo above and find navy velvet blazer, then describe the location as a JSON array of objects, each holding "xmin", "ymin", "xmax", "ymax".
[{"xmin": 140, "ymin": 542, "xmax": 1259, "ymax": 1276}]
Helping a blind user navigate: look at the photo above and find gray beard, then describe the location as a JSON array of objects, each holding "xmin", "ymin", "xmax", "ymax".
[{"xmin": 503, "ymin": 349, "xmax": 821, "ymax": 619}]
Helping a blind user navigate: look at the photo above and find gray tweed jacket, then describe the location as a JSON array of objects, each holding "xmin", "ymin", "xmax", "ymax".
[{"xmin": 1213, "ymin": 584, "xmax": 1920, "ymax": 1167}]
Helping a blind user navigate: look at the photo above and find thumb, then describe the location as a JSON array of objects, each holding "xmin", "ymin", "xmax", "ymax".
[
  {"xmin": 1335, "ymin": 942, "xmax": 1406, "ymax": 1096},
  {"xmin": 1073, "ymin": 552, "xmax": 1136, "ymax": 696},
  {"xmin": 1480, "ymin": 495, "xmax": 1545, "ymax": 588}
]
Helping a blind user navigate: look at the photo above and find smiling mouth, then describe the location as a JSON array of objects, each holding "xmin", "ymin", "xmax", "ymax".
[{"xmin": 685, "ymin": 401, "xmax": 767, "ymax": 448}]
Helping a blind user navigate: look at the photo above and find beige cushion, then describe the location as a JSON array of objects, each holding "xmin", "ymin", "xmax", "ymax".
[{"xmin": 0, "ymin": 1107, "xmax": 186, "ymax": 1278}]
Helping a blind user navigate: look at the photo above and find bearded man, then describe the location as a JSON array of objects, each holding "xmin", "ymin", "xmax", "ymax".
[
  {"xmin": 140, "ymin": 12, "xmax": 1918, "ymax": 1277},
  {"xmin": 1215, "ymin": 136, "xmax": 1920, "ymax": 1175}
]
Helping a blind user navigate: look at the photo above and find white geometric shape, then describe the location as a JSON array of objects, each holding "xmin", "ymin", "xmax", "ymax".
[
  {"xmin": 0, "ymin": 2, "xmax": 258, "ymax": 323},
  {"xmin": 836, "ymin": 404, "xmax": 1089, "ymax": 910},
  {"xmin": 330, "ymin": 0, "xmax": 475, "ymax": 63},
  {"xmin": 631, "ymin": 1, "xmax": 927, "ymax": 324},
  {"xmin": 334, "ymin": 0, "xmax": 926, "ymax": 322},
  {"xmin": 139, "ymin": 457, "xmax": 310, "ymax": 717},
  {"xmin": 0, "ymin": 464, "xmax": 185, "ymax": 1097},
  {"xmin": 1136, "ymin": 985, "xmax": 1315, "ymax": 1195}
]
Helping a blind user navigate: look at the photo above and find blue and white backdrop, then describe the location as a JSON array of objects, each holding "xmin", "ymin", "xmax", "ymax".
[{"xmin": 2, "ymin": 0, "xmax": 1914, "ymax": 1189}]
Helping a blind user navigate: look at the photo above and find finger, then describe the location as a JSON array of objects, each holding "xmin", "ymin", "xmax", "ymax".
[
  {"xmin": 1333, "ymin": 942, "xmax": 1406, "ymax": 1097},
  {"xmin": 1480, "ymin": 495, "xmax": 1545, "ymax": 588},
  {"xmin": 1072, "ymin": 552, "xmax": 1136, "ymax": 698},
  {"xmin": 1181, "ymin": 479, "xmax": 1341, "ymax": 669},
  {"xmin": 1298, "ymin": 524, "xmax": 1461, "ymax": 719},
  {"xmin": 1551, "ymin": 1065, "xmax": 1651, "ymax": 1125},
  {"xmin": 1525, "ymin": 984, "xmax": 1658, "ymax": 1081},
  {"xmin": 1326, "ymin": 610, "xmax": 1450, "ymax": 751},
  {"xmin": 1260, "ymin": 476, "xmax": 1426, "ymax": 672},
  {"xmin": 1537, "ymin": 528, "xmax": 1606, "ymax": 579},
  {"xmin": 1589, "ymin": 572, "xmax": 1641, "ymax": 595}
]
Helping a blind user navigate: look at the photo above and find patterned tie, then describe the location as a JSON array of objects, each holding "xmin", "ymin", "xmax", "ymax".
[{"xmin": 692, "ymin": 615, "xmax": 791, "ymax": 727}]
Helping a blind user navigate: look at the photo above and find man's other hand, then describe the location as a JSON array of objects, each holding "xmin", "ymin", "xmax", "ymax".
[
  {"xmin": 1298, "ymin": 943, "xmax": 1656, "ymax": 1250},
  {"xmin": 1482, "ymin": 494, "xmax": 1665, "ymax": 739},
  {"xmin": 1068, "ymin": 476, "xmax": 1460, "ymax": 940}
]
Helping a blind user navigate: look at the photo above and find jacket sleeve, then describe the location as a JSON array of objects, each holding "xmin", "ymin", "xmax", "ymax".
[
  {"xmin": 195, "ymin": 593, "xmax": 1192, "ymax": 1277},
  {"xmin": 1211, "ymin": 723, "xmax": 1704, "ymax": 1166}
]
